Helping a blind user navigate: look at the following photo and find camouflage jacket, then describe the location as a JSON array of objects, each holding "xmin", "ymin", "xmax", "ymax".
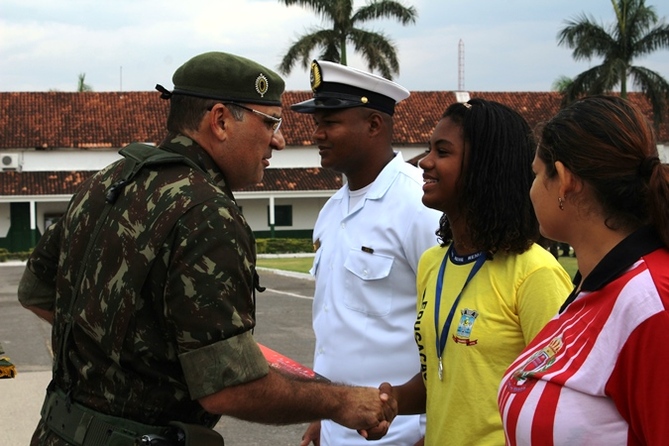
[{"xmin": 18, "ymin": 134, "xmax": 268, "ymax": 428}]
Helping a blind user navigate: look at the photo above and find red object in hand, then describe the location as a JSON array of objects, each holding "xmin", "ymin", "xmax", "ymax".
[{"xmin": 258, "ymin": 343, "xmax": 330, "ymax": 382}]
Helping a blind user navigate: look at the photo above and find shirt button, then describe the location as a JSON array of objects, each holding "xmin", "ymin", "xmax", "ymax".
[
  {"xmin": 363, "ymin": 269, "xmax": 369, "ymax": 277},
  {"xmin": 341, "ymin": 222, "xmax": 345, "ymax": 229}
]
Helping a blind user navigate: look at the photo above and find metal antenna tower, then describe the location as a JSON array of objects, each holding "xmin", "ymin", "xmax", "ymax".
[{"xmin": 458, "ymin": 39, "xmax": 465, "ymax": 91}]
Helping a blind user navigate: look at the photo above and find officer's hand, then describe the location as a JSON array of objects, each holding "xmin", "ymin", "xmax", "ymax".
[
  {"xmin": 332, "ymin": 386, "xmax": 392, "ymax": 433},
  {"xmin": 358, "ymin": 383, "xmax": 397, "ymax": 440}
]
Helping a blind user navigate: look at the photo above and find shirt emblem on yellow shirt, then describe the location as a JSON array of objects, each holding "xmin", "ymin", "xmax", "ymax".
[
  {"xmin": 506, "ymin": 335, "xmax": 564, "ymax": 392},
  {"xmin": 453, "ymin": 308, "xmax": 479, "ymax": 345}
]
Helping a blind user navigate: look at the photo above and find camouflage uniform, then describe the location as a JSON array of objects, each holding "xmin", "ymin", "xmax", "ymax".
[{"xmin": 19, "ymin": 134, "xmax": 269, "ymax": 445}]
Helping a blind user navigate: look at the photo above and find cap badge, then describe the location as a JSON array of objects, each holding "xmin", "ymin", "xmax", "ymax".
[
  {"xmin": 255, "ymin": 73, "xmax": 269, "ymax": 97},
  {"xmin": 310, "ymin": 61, "xmax": 322, "ymax": 92}
]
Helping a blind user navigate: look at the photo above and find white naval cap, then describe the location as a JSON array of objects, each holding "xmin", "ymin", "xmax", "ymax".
[{"xmin": 290, "ymin": 60, "xmax": 410, "ymax": 116}]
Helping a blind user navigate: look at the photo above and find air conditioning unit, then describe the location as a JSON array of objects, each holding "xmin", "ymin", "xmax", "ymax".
[{"xmin": 0, "ymin": 153, "xmax": 20, "ymax": 170}]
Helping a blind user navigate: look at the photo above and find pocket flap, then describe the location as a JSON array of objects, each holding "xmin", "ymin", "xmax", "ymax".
[{"xmin": 344, "ymin": 249, "xmax": 394, "ymax": 280}]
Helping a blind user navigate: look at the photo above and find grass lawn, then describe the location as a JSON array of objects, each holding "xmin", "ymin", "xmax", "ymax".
[
  {"xmin": 258, "ymin": 253, "xmax": 579, "ymax": 279},
  {"xmin": 558, "ymin": 255, "xmax": 578, "ymax": 279},
  {"xmin": 257, "ymin": 256, "xmax": 314, "ymax": 274}
]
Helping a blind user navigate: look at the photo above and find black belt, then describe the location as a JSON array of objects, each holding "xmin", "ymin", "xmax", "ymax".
[{"xmin": 41, "ymin": 389, "xmax": 183, "ymax": 445}]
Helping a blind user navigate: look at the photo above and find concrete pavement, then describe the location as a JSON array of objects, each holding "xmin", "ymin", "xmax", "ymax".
[
  {"xmin": 0, "ymin": 261, "xmax": 318, "ymax": 445},
  {"xmin": 0, "ymin": 369, "xmax": 51, "ymax": 444}
]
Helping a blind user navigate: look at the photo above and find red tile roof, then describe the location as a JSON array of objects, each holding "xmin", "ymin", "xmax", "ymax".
[
  {"xmin": 1, "ymin": 91, "xmax": 667, "ymax": 149},
  {"xmin": 0, "ymin": 167, "xmax": 341, "ymax": 196},
  {"xmin": 0, "ymin": 92, "xmax": 166, "ymax": 149},
  {"xmin": 241, "ymin": 167, "xmax": 342, "ymax": 192},
  {"xmin": 0, "ymin": 171, "xmax": 95, "ymax": 195},
  {"xmin": 0, "ymin": 91, "xmax": 666, "ymax": 197}
]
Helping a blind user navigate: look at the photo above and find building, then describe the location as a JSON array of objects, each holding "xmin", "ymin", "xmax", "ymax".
[{"xmin": 1, "ymin": 90, "xmax": 667, "ymax": 252}]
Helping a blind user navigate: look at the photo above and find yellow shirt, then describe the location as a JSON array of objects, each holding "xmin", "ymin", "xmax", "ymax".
[{"xmin": 415, "ymin": 243, "xmax": 572, "ymax": 446}]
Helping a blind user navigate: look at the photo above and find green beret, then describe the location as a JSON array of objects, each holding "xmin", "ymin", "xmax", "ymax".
[{"xmin": 163, "ymin": 51, "xmax": 285, "ymax": 106}]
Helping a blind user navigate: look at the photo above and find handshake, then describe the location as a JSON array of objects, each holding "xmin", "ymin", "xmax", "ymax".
[{"xmin": 301, "ymin": 382, "xmax": 400, "ymax": 445}]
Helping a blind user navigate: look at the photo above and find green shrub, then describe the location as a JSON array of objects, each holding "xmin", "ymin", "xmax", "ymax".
[
  {"xmin": 0, "ymin": 249, "xmax": 31, "ymax": 262},
  {"xmin": 256, "ymin": 238, "xmax": 313, "ymax": 254},
  {"xmin": 0, "ymin": 240, "xmax": 314, "ymax": 262}
]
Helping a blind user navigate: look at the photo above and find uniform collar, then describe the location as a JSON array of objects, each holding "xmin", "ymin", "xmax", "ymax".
[
  {"xmin": 341, "ymin": 151, "xmax": 405, "ymax": 200},
  {"xmin": 159, "ymin": 132, "xmax": 233, "ymax": 197},
  {"xmin": 560, "ymin": 226, "xmax": 663, "ymax": 313}
]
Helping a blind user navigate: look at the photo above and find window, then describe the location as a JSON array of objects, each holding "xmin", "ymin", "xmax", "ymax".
[{"xmin": 268, "ymin": 205, "xmax": 292, "ymax": 227}]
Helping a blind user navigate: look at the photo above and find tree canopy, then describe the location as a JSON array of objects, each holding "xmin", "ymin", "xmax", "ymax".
[
  {"xmin": 77, "ymin": 73, "xmax": 93, "ymax": 92},
  {"xmin": 277, "ymin": 0, "xmax": 417, "ymax": 80},
  {"xmin": 557, "ymin": 0, "xmax": 669, "ymax": 125}
]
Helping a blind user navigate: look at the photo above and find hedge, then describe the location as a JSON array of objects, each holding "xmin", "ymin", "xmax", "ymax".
[
  {"xmin": 255, "ymin": 238, "xmax": 313, "ymax": 254},
  {"xmin": 0, "ymin": 239, "xmax": 313, "ymax": 262}
]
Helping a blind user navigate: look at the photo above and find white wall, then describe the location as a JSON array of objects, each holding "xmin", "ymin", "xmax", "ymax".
[
  {"xmin": 269, "ymin": 148, "xmax": 322, "ymax": 168},
  {"xmin": 0, "ymin": 203, "xmax": 9, "ymax": 237},
  {"xmin": 5, "ymin": 150, "xmax": 122, "ymax": 172},
  {"xmin": 11, "ymin": 197, "xmax": 327, "ymax": 237},
  {"xmin": 265, "ymin": 146, "xmax": 427, "ymax": 168},
  {"xmin": 3, "ymin": 146, "xmax": 428, "ymax": 172},
  {"xmin": 35, "ymin": 202, "xmax": 70, "ymax": 233},
  {"xmin": 1, "ymin": 145, "xmax": 426, "ymax": 239},
  {"xmin": 659, "ymin": 144, "xmax": 668, "ymax": 163},
  {"xmin": 289, "ymin": 197, "xmax": 330, "ymax": 229},
  {"xmin": 8, "ymin": 147, "xmax": 319, "ymax": 171},
  {"xmin": 237, "ymin": 197, "xmax": 329, "ymax": 231},
  {"xmin": 23, "ymin": 196, "xmax": 330, "ymax": 235}
]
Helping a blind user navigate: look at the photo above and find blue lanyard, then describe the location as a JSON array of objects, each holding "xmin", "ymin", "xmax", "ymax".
[{"xmin": 434, "ymin": 244, "xmax": 486, "ymax": 380}]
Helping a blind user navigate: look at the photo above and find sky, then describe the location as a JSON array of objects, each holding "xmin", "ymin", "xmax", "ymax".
[{"xmin": 2, "ymin": 0, "xmax": 668, "ymax": 93}]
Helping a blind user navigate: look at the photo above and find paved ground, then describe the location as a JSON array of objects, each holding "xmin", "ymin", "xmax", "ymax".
[{"xmin": 0, "ymin": 262, "xmax": 317, "ymax": 445}]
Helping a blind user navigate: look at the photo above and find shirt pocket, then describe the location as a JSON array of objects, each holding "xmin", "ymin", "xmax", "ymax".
[
  {"xmin": 310, "ymin": 247, "xmax": 322, "ymax": 277},
  {"xmin": 343, "ymin": 249, "xmax": 395, "ymax": 316}
]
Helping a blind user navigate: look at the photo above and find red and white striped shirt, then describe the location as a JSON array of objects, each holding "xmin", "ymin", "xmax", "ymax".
[{"xmin": 498, "ymin": 228, "xmax": 669, "ymax": 446}]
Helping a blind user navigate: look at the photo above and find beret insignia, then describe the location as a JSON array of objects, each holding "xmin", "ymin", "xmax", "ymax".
[{"xmin": 255, "ymin": 73, "xmax": 269, "ymax": 97}]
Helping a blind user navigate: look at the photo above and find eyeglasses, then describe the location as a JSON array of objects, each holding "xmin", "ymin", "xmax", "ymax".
[{"xmin": 224, "ymin": 102, "xmax": 282, "ymax": 134}]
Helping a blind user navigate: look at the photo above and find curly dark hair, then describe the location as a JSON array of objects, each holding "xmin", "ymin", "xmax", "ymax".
[{"xmin": 436, "ymin": 98, "xmax": 539, "ymax": 255}]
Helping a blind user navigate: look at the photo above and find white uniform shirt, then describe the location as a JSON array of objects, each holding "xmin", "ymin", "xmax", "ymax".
[{"xmin": 311, "ymin": 152, "xmax": 442, "ymax": 445}]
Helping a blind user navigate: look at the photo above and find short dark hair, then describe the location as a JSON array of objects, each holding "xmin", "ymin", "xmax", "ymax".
[
  {"xmin": 436, "ymin": 98, "xmax": 539, "ymax": 255},
  {"xmin": 165, "ymin": 95, "xmax": 244, "ymax": 134},
  {"xmin": 537, "ymin": 95, "xmax": 669, "ymax": 245}
]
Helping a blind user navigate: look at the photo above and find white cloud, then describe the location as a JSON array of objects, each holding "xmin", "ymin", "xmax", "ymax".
[{"xmin": 1, "ymin": 0, "xmax": 667, "ymax": 92}]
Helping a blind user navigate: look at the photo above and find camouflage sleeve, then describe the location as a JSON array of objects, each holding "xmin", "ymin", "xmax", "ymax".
[
  {"xmin": 164, "ymin": 199, "xmax": 268, "ymax": 397},
  {"xmin": 17, "ymin": 220, "xmax": 62, "ymax": 310},
  {"xmin": 180, "ymin": 331, "xmax": 268, "ymax": 399}
]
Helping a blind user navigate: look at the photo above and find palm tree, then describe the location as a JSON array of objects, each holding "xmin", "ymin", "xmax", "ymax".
[
  {"xmin": 77, "ymin": 73, "xmax": 93, "ymax": 92},
  {"xmin": 277, "ymin": 0, "xmax": 417, "ymax": 80},
  {"xmin": 551, "ymin": 75, "xmax": 574, "ymax": 93},
  {"xmin": 557, "ymin": 0, "xmax": 669, "ymax": 125}
]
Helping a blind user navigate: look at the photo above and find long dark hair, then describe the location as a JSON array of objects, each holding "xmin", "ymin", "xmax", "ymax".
[
  {"xmin": 436, "ymin": 98, "xmax": 539, "ymax": 255},
  {"xmin": 537, "ymin": 95, "xmax": 669, "ymax": 246}
]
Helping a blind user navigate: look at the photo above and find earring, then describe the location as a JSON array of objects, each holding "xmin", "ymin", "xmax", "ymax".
[{"xmin": 558, "ymin": 197, "xmax": 564, "ymax": 211}]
